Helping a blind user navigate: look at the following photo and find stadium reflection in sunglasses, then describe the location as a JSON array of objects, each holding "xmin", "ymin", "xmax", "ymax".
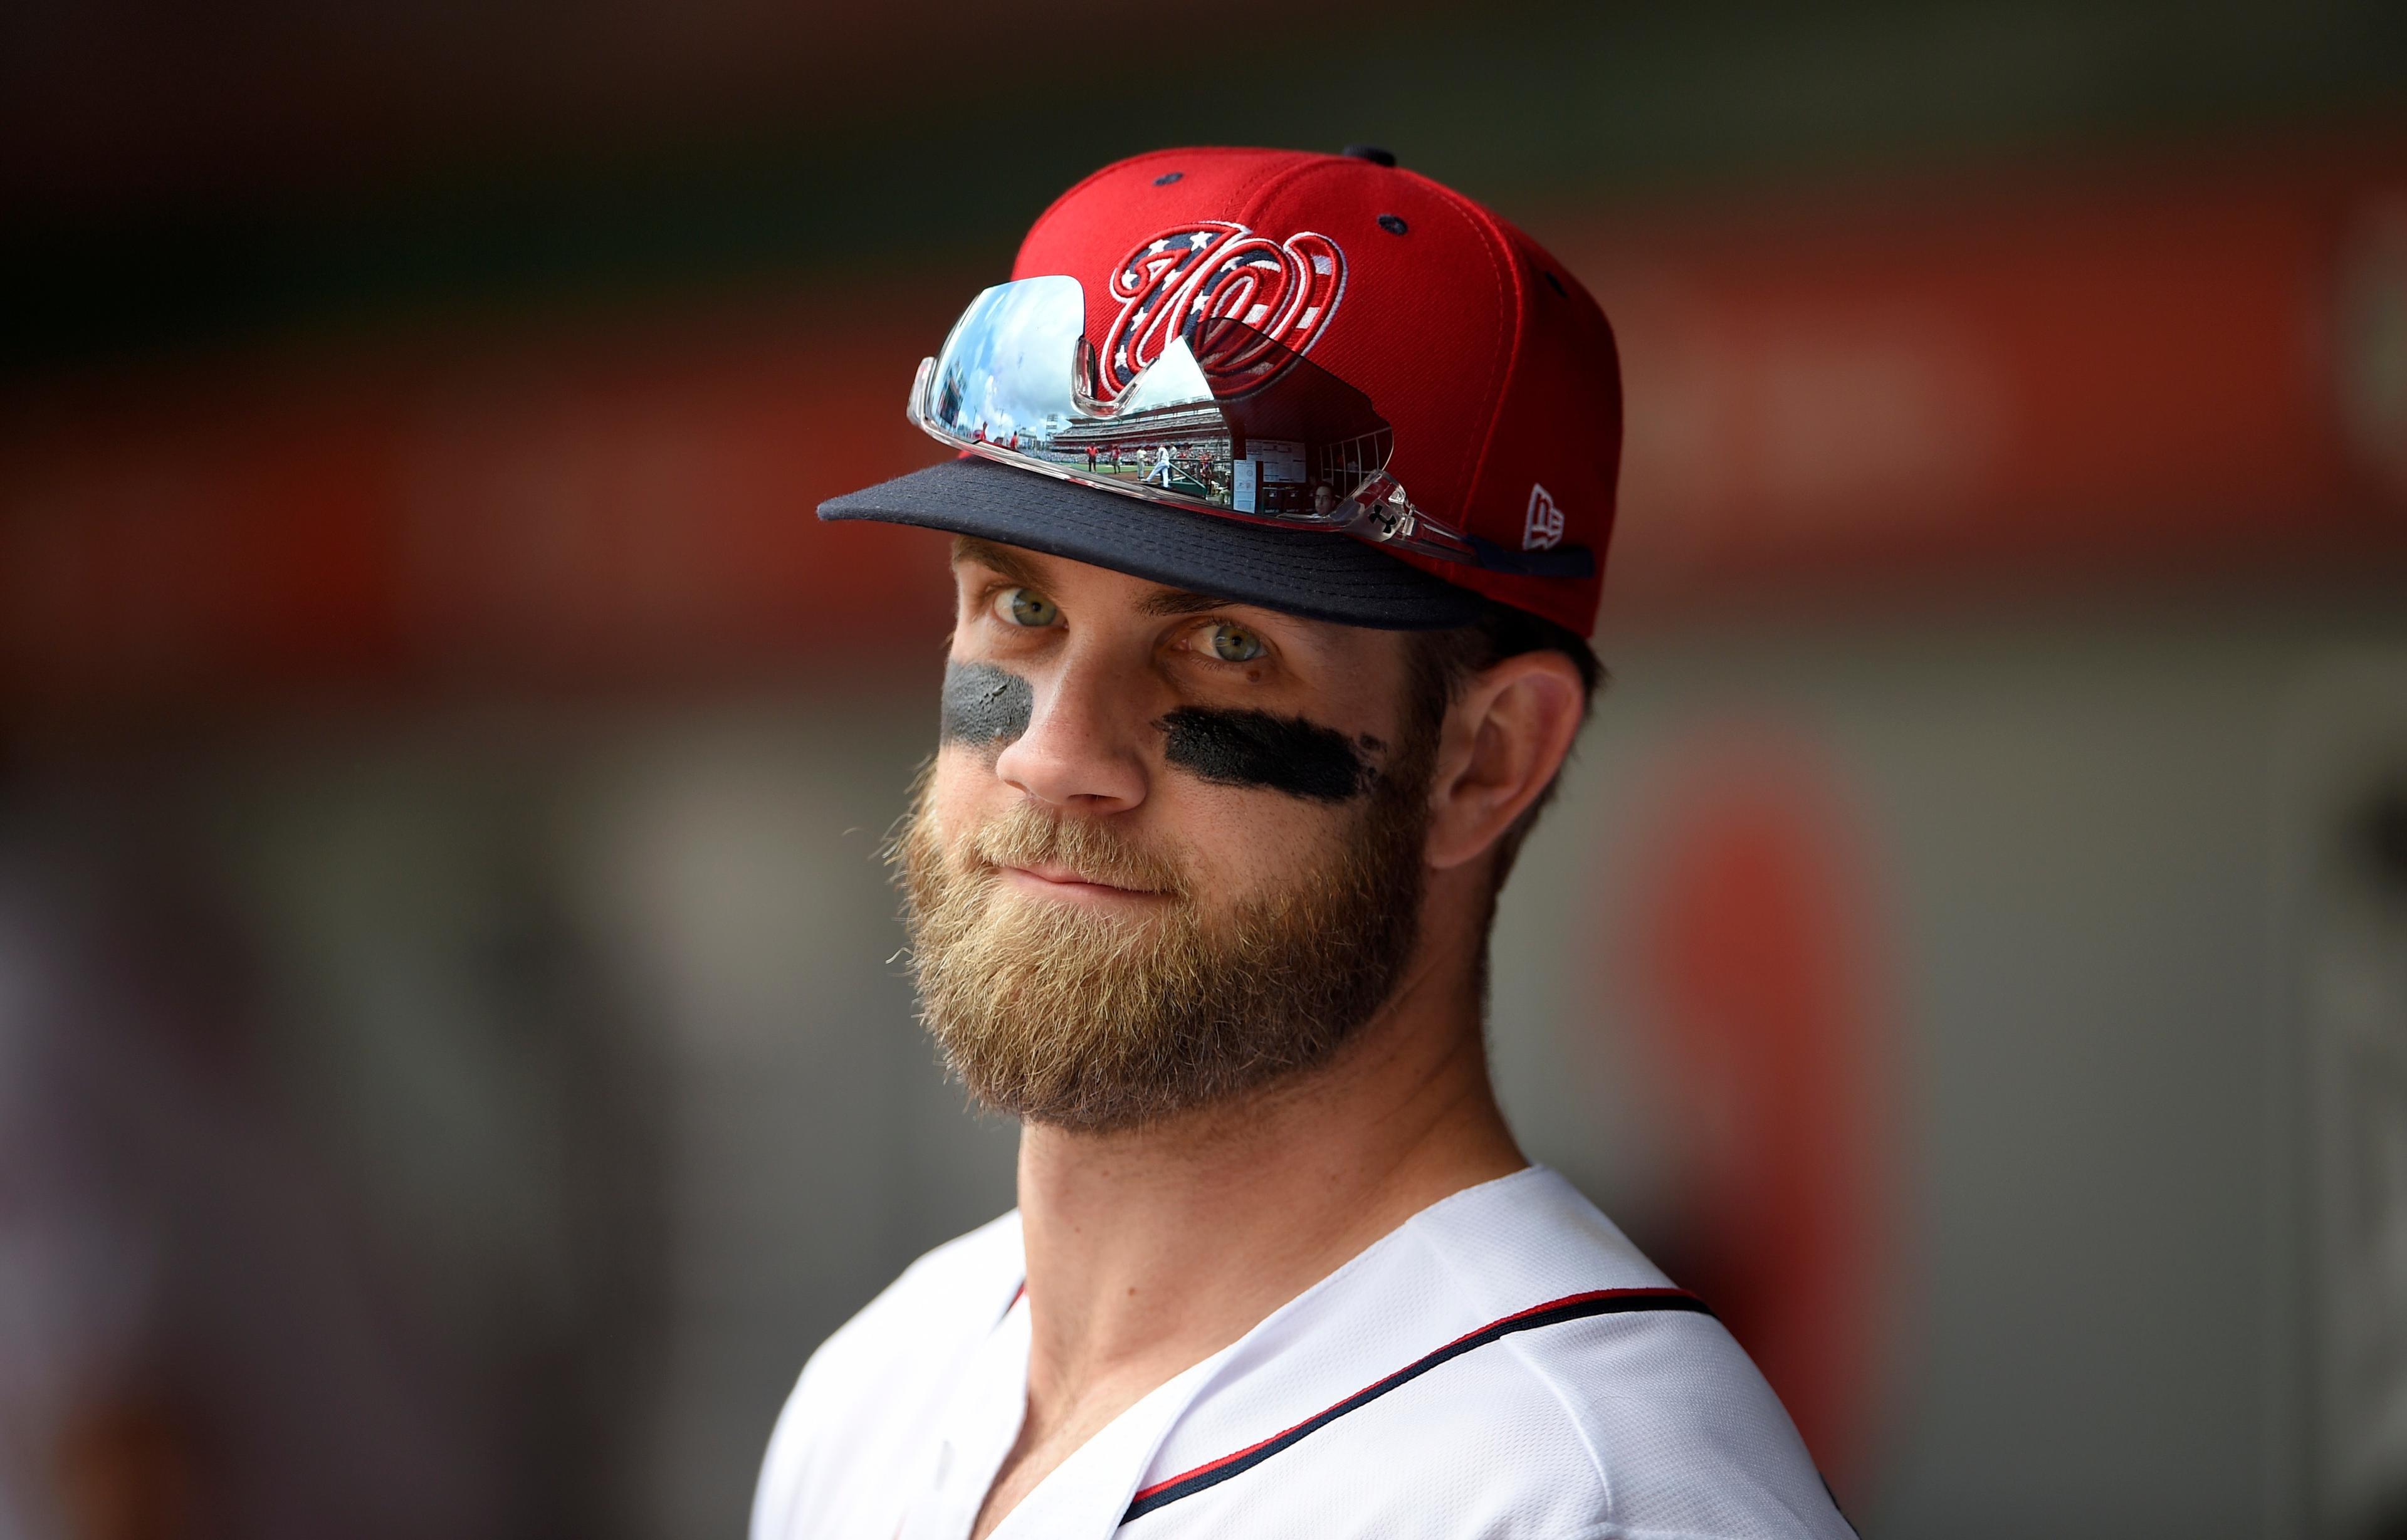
[{"xmin": 905, "ymin": 275, "xmax": 1592, "ymax": 579}]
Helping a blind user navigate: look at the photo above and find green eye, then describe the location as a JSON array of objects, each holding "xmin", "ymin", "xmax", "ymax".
[
  {"xmin": 1206, "ymin": 622, "xmax": 1266, "ymax": 663},
  {"xmin": 995, "ymin": 587, "xmax": 1059, "ymax": 627}
]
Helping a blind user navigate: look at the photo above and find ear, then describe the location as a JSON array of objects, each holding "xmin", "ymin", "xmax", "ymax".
[{"xmin": 1424, "ymin": 651, "xmax": 1586, "ymax": 873}]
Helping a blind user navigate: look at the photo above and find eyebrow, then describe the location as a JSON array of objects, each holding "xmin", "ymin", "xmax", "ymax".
[
  {"xmin": 1137, "ymin": 587, "xmax": 1248, "ymax": 617},
  {"xmin": 950, "ymin": 536, "xmax": 1048, "ymax": 589},
  {"xmin": 952, "ymin": 536, "xmax": 1249, "ymax": 619}
]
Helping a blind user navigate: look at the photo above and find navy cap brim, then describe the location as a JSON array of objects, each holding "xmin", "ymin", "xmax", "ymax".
[{"xmin": 819, "ymin": 457, "xmax": 1484, "ymax": 630}]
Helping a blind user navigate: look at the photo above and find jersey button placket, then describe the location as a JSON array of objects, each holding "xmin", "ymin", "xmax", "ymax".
[{"xmin": 895, "ymin": 1298, "xmax": 1032, "ymax": 1540}]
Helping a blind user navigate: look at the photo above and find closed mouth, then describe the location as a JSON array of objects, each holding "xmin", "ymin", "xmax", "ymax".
[{"xmin": 999, "ymin": 862, "xmax": 1169, "ymax": 899}]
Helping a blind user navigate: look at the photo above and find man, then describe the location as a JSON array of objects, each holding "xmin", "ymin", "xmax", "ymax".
[{"xmin": 752, "ymin": 145, "xmax": 1853, "ymax": 1539}]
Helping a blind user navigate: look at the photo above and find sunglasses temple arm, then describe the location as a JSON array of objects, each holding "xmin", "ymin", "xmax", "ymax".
[
  {"xmin": 1340, "ymin": 477, "xmax": 1596, "ymax": 580},
  {"xmin": 1460, "ymin": 533, "xmax": 1596, "ymax": 579},
  {"xmin": 908, "ymin": 375, "xmax": 1593, "ymax": 582}
]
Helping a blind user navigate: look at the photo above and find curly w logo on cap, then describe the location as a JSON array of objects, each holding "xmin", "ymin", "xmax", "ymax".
[{"xmin": 1099, "ymin": 222, "xmax": 1348, "ymax": 399}]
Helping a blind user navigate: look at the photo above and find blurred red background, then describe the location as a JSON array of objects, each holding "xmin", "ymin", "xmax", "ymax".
[{"xmin": 2, "ymin": 3, "xmax": 2402, "ymax": 1536}]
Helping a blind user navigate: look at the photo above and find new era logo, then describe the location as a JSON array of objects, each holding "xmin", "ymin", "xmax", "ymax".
[{"xmin": 1523, "ymin": 483, "xmax": 1563, "ymax": 550}]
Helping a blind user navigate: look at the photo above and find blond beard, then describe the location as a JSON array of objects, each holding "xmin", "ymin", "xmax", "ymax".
[{"xmin": 893, "ymin": 753, "xmax": 1430, "ymax": 1133}]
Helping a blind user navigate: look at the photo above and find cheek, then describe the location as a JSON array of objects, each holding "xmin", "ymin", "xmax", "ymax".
[
  {"xmin": 923, "ymin": 746, "xmax": 1006, "ymax": 844},
  {"xmin": 940, "ymin": 661, "xmax": 1032, "ymax": 748},
  {"xmin": 1155, "ymin": 778, "xmax": 1355, "ymax": 898},
  {"xmin": 1155, "ymin": 707, "xmax": 1382, "ymax": 804}
]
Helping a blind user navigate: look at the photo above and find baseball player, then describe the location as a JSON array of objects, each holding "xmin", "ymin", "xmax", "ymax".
[{"xmin": 752, "ymin": 145, "xmax": 1854, "ymax": 1539}]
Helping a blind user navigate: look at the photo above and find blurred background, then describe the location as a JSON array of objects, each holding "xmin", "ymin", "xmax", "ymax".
[{"xmin": 3, "ymin": 1, "xmax": 2404, "ymax": 1535}]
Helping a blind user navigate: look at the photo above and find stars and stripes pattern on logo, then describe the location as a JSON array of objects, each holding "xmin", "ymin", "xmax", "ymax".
[{"xmin": 1097, "ymin": 223, "xmax": 1346, "ymax": 402}]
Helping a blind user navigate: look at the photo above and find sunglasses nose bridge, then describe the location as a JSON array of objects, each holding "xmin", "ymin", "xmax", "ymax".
[{"xmin": 1069, "ymin": 335, "xmax": 1101, "ymax": 415}]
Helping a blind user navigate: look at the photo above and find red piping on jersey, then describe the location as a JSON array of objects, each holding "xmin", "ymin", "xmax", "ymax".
[{"xmin": 1119, "ymin": 1286, "xmax": 1711, "ymax": 1524}]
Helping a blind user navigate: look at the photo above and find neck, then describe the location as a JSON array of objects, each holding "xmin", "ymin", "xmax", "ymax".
[{"xmin": 1011, "ymin": 931, "xmax": 1526, "ymax": 1424}]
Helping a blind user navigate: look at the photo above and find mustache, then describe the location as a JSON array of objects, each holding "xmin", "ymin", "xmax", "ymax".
[{"xmin": 965, "ymin": 800, "xmax": 1193, "ymax": 901}]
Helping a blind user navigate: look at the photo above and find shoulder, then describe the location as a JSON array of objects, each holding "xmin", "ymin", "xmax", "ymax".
[
  {"xmin": 1481, "ymin": 1299, "xmax": 1853, "ymax": 1537},
  {"xmin": 790, "ymin": 1208, "xmax": 1025, "ymax": 1395},
  {"xmin": 1410, "ymin": 1171, "xmax": 1853, "ymax": 1538},
  {"xmin": 1136, "ymin": 1171, "xmax": 1852, "ymax": 1538},
  {"xmin": 749, "ymin": 1211, "xmax": 1024, "ymax": 1540}
]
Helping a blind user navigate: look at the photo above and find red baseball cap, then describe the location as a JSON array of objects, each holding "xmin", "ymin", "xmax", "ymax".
[{"xmin": 821, "ymin": 145, "xmax": 1622, "ymax": 636}]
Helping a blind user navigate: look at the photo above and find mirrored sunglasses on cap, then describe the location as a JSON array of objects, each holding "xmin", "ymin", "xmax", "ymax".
[{"xmin": 906, "ymin": 275, "xmax": 1593, "ymax": 580}]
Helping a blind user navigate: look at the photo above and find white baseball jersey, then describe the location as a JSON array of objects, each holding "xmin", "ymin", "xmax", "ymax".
[{"xmin": 752, "ymin": 1167, "xmax": 1854, "ymax": 1539}]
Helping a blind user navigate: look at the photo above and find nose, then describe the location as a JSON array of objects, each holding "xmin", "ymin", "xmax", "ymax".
[{"xmin": 989, "ymin": 646, "xmax": 1150, "ymax": 814}]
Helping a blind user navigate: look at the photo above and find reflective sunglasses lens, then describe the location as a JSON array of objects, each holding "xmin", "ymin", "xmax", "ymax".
[{"xmin": 914, "ymin": 277, "xmax": 1397, "ymax": 524}]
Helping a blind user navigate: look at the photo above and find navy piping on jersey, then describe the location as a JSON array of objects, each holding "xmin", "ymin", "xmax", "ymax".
[{"xmin": 1118, "ymin": 1287, "xmax": 1712, "ymax": 1524}]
